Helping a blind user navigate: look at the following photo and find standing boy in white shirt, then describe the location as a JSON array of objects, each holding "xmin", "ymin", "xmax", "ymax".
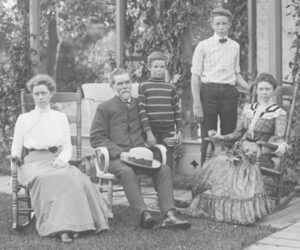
[{"xmin": 190, "ymin": 7, "xmax": 250, "ymax": 164}]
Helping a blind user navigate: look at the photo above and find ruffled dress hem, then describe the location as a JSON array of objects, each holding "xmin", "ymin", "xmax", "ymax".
[{"xmin": 183, "ymin": 192, "xmax": 271, "ymax": 225}]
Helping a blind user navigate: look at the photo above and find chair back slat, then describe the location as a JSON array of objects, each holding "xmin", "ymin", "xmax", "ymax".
[
  {"xmin": 51, "ymin": 92, "xmax": 81, "ymax": 103},
  {"xmin": 285, "ymin": 80, "xmax": 300, "ymax": 140},
  {"xmin": 67, "ymin": 116, "xmax": 77, "ymax": 124},
  {"xmin": 71, "ymin": 136, "xmax": 78, "ymax": 146},
  {"xmin": 22, "ymin": 92, "xmax": 81, "ymax": 106},
  {"xmin": 20, "ymin": 89, "xmax": 82, "ymax": 160}
]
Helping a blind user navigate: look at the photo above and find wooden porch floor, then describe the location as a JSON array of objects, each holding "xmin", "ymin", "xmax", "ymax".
[{"xmin": 246, "ymin": 197, "xmax": 300, "ymax": 249}]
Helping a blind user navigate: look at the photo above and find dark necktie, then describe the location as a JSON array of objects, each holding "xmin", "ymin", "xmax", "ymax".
[{"xmin": 219, "ymin": 38, "xmax": 227, "ymax": 44}]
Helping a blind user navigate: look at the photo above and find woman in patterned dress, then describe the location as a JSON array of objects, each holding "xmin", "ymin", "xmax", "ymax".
[{"xmin": 184, "ymin": 73, "xmax": 288, "ymax": 224}]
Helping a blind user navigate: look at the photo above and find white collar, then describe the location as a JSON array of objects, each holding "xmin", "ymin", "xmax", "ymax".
[
  {"xmin": 213, "ymin": 33, "xmax": 228, "ymax": 40},
  {"xmin": 118, "ymin": 97, "xmax": 131, "ymax": 103}
]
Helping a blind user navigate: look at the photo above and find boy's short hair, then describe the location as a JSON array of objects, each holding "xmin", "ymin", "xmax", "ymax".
[
  {"xmin": 210, "ymin": 7, "xmax": 233, "ymax": 21},
  {"xmin": 147, "ymin": 51, "xmax": 167, "ymax": 67},
  {"xmin": 109, "ymin": 68, "xmax": 130, "ymax": 87}
]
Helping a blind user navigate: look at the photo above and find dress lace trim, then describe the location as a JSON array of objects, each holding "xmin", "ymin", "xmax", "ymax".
[{"xmin": 244, "ymin": 103, "xmax": 286, "ymax": 120}]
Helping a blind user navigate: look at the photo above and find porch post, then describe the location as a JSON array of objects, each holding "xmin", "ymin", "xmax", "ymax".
[
  {"xmin": 268, "ymin": 0, "xmax": 282, "ymax": 86},
  {"xmin": 247, "ymin": 0, "xmax": 256, "ymax": 82},
  {"xmin": 29, "ymin": 0, "xmax": 41, "ymax": 74},
  {"xmin": 116, "ymin": 0, "xmax": 126, "ymax": 68}
]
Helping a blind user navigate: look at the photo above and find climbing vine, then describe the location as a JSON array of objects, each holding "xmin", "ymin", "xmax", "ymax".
[
  {"xmin": 125, "ymin": 0, "xmax": 248, "ymax": 85},
  {"xmin": 125, "ymin": 0, "xmax": 248, "ymax": 169},
  {"xmin": 0, "ymin": 0, "xmax": 32, "ymax": 164},
  {"xmin": 285, "ymin": 0, "xmax": 300, "ymax": 174}
]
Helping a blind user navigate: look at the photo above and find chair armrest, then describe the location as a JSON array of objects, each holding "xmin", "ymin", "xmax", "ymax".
[
  {"xmin": 7, "ymin": 155, "xmax": 23, "ymax": 167},
  {"xmin": 203, "ymin": 138, "xmax": 216, "ymax": 157},
  {"xmin": 153, "ymin": 144, "xmax": 167, "ymax": 165},
  {"xmin": 204, "ymin": 137, "xmax": 216, "ymax": 143},
  {"xmin": 256, "ymin": 141, "xmax": 278, "ymax": 151},
  {"xmin": 93, "ymin": 147, "xmax": 110, "ymax": 176},
  {"xmin": 7, "ymin": 155, "xmax": 20, "ymax": 193}
]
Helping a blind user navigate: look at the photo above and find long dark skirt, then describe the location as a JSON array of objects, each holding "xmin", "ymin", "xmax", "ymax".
[{"xmin": 18, "ymin": 151, "xmax": 109, "ymax": 236}]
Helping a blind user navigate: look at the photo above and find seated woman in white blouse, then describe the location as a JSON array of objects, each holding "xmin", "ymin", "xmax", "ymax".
[{"xmin": 11, "ymin": 74, "xmax": 109, "ymax": 243}]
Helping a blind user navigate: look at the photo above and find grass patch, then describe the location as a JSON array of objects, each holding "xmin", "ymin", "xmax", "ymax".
[{"xmin": 0, "ymin": 193, "xmax": 277, "ymax": 250}]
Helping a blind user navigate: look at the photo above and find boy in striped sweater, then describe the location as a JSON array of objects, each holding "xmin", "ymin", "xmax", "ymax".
[{"xmin": 138, "ymin": 51, "xmax": 183, "ymax": 168}]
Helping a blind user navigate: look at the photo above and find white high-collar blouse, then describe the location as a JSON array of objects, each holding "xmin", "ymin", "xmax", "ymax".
[{"xmin": 11, "ymin": 106, "xmax": 72, "ymax": 163}]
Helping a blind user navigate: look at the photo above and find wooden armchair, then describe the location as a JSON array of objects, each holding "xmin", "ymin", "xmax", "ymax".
[
  {"xmin": 202, "ymin": 79, "xmax": 300, "ymax": 210},
  {"xmin": 256, "ymin": 80, "xmax": 300, "ymax": 208},
  {"xmin": 10, "ymin": 89, "xmax": 83, "ymax": 230}
]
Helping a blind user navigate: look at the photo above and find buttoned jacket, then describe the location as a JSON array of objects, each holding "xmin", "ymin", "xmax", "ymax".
[{"xmin": 90, "ymin": 96, "xmax": 145, "ymax": 158}]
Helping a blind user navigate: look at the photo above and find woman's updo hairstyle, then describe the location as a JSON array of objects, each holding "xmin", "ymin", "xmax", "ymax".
[
  {"xmin": 251, "ymin": 73, "xmax": 278, "ymax": 93},
  {"xmin": 26, "ymin": 74, "xmax": 56, "ymax": 93}
]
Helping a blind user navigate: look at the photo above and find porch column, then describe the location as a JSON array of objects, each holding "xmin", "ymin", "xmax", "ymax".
[
  {"xmin": 29, "ymin": 0, "xmax": 41, "ymax": 74},
  {"xmin": 268, "ymin": 0, "xmax": 282, "ymax": 86},
  {"xmin": 247, "ymin": 0, "xmax": 256, "ymax": 82},
  {"xmin": 116, "ymin": 0, "xmax": 126, "ymax": 68}
]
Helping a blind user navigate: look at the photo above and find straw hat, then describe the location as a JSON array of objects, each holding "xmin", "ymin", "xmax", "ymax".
[{"xmin": 121, "ymin": 147, "xmax": 161, "ymax": 169}]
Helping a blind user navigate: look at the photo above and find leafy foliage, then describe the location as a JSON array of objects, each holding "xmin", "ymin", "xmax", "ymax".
[
  {"xmin": 125, "ymin": 0, "xmax": 248, "ymax": 169},
  {"xmin": 223, "ymin": 0, "xmax": 248, "ymax": 74},
  {"xmin": 285, "ymin": 1, "xmax": 300, "ymax": 174},
  {"xmin": 125, "ymin": 0, "xmax": 248, "ymax": 84},
  {"xmin": 0, "ymin": 0, "xmax": 32, "ymax": 162}
]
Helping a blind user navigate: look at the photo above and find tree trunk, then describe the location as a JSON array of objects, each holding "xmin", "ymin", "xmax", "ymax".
[{"xmin": 180, "ymin": 26, "xmax": 197, "ymax": 138}]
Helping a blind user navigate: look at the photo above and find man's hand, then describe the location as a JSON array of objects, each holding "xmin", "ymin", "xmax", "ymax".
[
  {"xmin": 163, "ymin": 131, "xmax": 182, "ymax": 146},
  {"xmin": 120, "ymin": 152, "xmax": 126, "ymax": 160},
  {"xmin": 53, "ymin": 158, "xmax": 66, "ymax": 168},
  {"xmin": 176, "ymin": 131, "xmax": 183, "ymax": 145},
  {"xmin": 193, "ymin": 105, "xmax": 203, "ymax": 123},
  {"xmin": 146, "ymin": 130, "xmax": 157, "ymax": 147},
  {"xmin": 244, "ymin": 150, "xmax": 257, "ymax": 163},
  {"xmin": 273, "ymin": 143, "xmax": 288, "ymax": 157},
  {"xmin": 208, "ymin": 129, "xmax": 224, "ymax": 140},
  {"xmin": 236, "ymin": 73, "xmax": 250, "ymax": 92}
]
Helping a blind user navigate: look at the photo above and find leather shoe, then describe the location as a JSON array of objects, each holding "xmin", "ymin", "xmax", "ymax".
[
  {"xmin": 161, "ymin": 210, "xmax": 191, "ymax": 230},
  {"xmin": 140, "ymin": 211, "xmax": 156, "ymax": 229},
  {"xmin": 60, "ymin": 232, "xmax": 72, "ymax": 243}
]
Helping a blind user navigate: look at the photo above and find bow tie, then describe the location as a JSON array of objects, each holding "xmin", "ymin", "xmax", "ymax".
[{"xmin": 219, "ymin": 38, "xmax": 228, "ymax": 43}]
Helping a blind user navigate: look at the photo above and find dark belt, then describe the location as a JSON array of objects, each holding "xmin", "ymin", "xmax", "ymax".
[{"xmin": 24, "ymin": 146, "xmax": 59, "ymax": 156}]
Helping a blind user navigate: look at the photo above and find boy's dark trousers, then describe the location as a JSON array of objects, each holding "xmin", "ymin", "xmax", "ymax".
[
  {"xmin": 200, "ymin": 83, "xmax": 239, "ymax": 165},
  {"xmin": 153, "ymin": 131, "xmax": 174, "ymax": 169}
]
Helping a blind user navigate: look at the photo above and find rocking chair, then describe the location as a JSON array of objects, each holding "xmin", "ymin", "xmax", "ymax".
[
  {"xmin": 202, "ymin": 79, "xmax": 300, "ymax": 210},
  {"xmin": 9, "ymin": 89, "xmax": 84, "ymax": 230}
]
